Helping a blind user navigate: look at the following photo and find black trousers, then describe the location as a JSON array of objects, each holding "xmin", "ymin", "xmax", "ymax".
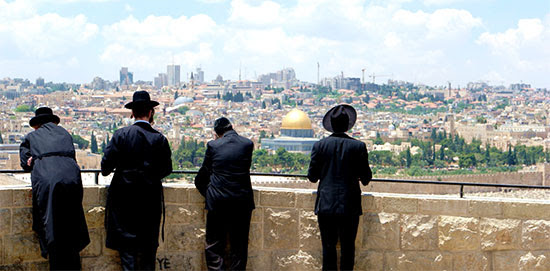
[
  {"xmin": 48, "ymin": 245, "xmax": 81, "ymax": 271},
  {"xmin": 119, "ymin": 248, "xmax": 157, "ymax": 271},
  {"xmin": 318, "ymin": 214, "xmax": 360, "ymax": 271},
  {"xmin": 205, "ymin": 209, "xmax": 252, "ymax": 271}
]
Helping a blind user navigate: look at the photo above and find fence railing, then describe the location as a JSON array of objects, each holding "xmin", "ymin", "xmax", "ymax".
[{"xmin": 2, "ymin": 169, "xmax": 550, "ymax": 198}]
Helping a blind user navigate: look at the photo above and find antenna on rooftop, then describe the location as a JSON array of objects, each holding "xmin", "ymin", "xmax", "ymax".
[
  {"xmin": 317, "ymin": 62, "xmax": 320, "ymax": 85},
  {"xmin": 239, "ymin": 62, "xmax": 242, "ymax": 81}
]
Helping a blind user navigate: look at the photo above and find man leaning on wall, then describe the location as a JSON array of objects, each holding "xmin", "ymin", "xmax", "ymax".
[
  {"xmin": 195, "ymin": 117, "xmax": 255, "ymax": 271},
  {"xmin": 101, "ymin": 91, "xmax": 172, "ymax": 270},
  {"xmin": 307, "ymin": 104, "xmax": 372, "ymax": 271},
  {"xmin": 20, "ymin": 107, "xmax": 90, "ymax": 270}
]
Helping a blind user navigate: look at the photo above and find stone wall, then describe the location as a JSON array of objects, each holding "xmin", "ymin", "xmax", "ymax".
[
  {"xmin": 253, "ymin": 171, "xmax": 544, "ymax": 195},
  {"xmin": 2, "ymin": 185, "xmax": 550, "ymax": 270}
]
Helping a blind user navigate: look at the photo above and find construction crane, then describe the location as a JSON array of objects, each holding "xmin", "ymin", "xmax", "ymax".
[{"xmin": 369, "ymin": 73, "xmax": 392, "ymax": 84}]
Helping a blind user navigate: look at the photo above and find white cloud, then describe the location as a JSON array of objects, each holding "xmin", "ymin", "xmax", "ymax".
[
  {"xmin": 228, "ymin": 0, "xmax": 283, "ymax": 26},
  {"xmin": 124, "ymin": 4, "xmax": 133, "ymax": 12},
  {"xmin": 103, "ymin": 15, "xmax": 217, "ymax": 49},
  {"xmin": 0, "ymin": 1, "xmax": 98, "ymax": 59},
  {"xmin": 100, "ymin": 15, "xmax": 219, "ymax": 76}
]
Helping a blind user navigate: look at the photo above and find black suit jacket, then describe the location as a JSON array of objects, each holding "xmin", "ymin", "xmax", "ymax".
[
  {"xmin": 195, "ymin": 130, "xmax": 255, "ymax": 211},
  {"xmin": 101, "ymin": 122, "xmax": 172, "ymax": 252},
  {"xmin": 307, "ymin": 133, "xmax": 372, "ymax": 215},
  {"xmin": 19, "ymin": 122, "xmax": 90, "ymax": 258}
]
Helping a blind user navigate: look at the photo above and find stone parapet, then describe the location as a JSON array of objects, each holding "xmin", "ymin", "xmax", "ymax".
[{"xmin": 1, "ymin": 185, "xmax": 550, "ymax": 270}]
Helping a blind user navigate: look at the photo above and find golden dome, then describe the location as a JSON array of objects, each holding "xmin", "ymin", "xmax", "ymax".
[{"xmin": 281, "ymin": 109, "xmax": 312, "ymax": 130}]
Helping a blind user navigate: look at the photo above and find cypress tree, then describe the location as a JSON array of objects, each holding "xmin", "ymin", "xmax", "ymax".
[{"xmin": 90, "ymin": 132, "xmax": 98, "ymax": 154}]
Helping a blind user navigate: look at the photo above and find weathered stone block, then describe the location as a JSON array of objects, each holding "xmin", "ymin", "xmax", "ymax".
[
  {"xmin": 438, "ymin": 215, "xmax": 480, "ymax": 251},
  {"xmin": 260, "ymin": 191, "xmax": 296, "ymax": 208},
  {"xmin": 379, "ymin": 196, "xmax": 417, "ymax": 214},
  {"xmin": 247, "ymin": 251, "xmax": 272, "ymax": 271},
  {"xmin": 493, "ymin": 251, "xmax": 521, "ymax": 271},
  {"xmin": 299, "ymin": 210, "xmax": 320, "ymax": 249},
  {"xmin": 362, "ymin": 195, "xmax": 379, "ymax": 213},
  {"xmin": 0, "ymin": 190, "xmax": 12, "ymax": 207},
  {"xmin": 480, "ymin": 218, "xmax": 521, "ymax": 251},
  {"xmin": 271, "ymin": 250, "xmax": 321, "ymax": 271},
  {"xmin": 0, "ymin": 209, "xmax": 11, "ymax": 235},
  {"xmin": 165, "ymin": 205, "xmax": 204, "ymax": 225},
  {"xmin": 355, "ymin": 251, "xmax": 383, "ymax": 271},
  {"xmin": 98, "ymin": 187, "xmax": 108, "ymax": 206},
  {"xmin": 83, "ymin": 187, "xmax": 99, "ymax": 206},
  {"xmin": 418, "ymin": 198, "xmax": 468, "ymax": 216},
  {"xmin": 5, "ymin": 234, "xmax": 42, "ymax": 263},
  {"xmin": 296, "ymin": 192, "xmax": 316, "ymax": 210},
  {"xmin": 85, "ymin": 206, "xmax": 105, "ymax": 229},
  {"xmin": 452, "ymin": 252, "xmax": 489, "ymax": 271},
  {"xmin": 81, "ymin": 229, "xmax": 102, "ymax": 257},
  {"xmin": 519, "ymin": 251, "xmax": 550, "ymax": 271},
  {"xmin": 11, "ymin": 208, "xmax": 32, "ymax": 234},
  {"xmin": 385, "ymin": 251, "xmax": 452, "ymax": 271},
  {"xmin": 362, "ymin": 212, "xmax": 399, "ymax": 250},
  {"xmin": 253, "ymin": 190, "xmax": 259, "ymax": 207},
  {"xmin": 400, "ymin": 214, "xmax": 438, "ymax": 250},
  {"xmin": 503, "ymin": 202, "xmax": 550, "ymax": 220},
  {"xmin": 522, "ymin": 220, "xmax": 550, "ymax": 250},
  {"xmin": 248, "ymin": 223, "xmax": 262, "ymax": 250},
  {"xmin": 156, "ymin": 252, "xmax": 203, "ymax": 271},
  {"xmin": 188, "ymin": 190, "xmax": 205, "ymax": 205},
  {"xmin": 12, "ymin": 189, "xmax": 31, "ymax": 207},
  {"xmin": 81, "ymin": 255, "xmax": 121, "ymax": 271},
  {"xmin": 164, "ymin": 187, "xmax": 188, "ymax": 204},
  {"xmin": 263, "ymin": 208, "xmax": 299, "ymax": 250},
  {"xmin": 251, "ymin": 208, "xmax": 262, "ymax": 223},
  {"xmin": 165, "ymin": 224, "xmax": 205, "ymax": 252},
  {"xmin": 469, "ymin": 199, "xmax": 502, "ymax": 218}
]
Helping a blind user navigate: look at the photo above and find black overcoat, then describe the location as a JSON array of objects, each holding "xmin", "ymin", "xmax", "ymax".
[
  {"xmin": 101, "ymin": 122, "xmax": 172, "ymax": 252},
  {"xmin": 19, "ymin": 122, "xmax": 90, "ymax": 258},
  {"xmin": 307, "ymin": 133, "xmax": 372, "ymax": 215},
  {"xmin": 194, "ymin": 130, "xmax": 255, "ymax": 211}
]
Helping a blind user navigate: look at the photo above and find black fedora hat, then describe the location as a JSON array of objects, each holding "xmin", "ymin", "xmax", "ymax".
[
  {"xmin": 29, "ymin": 107, "xmax": 60, "ymax": 127},
  {"xmin": 124, "ymin": 90, "xmax": 159, "ymax": 109},
  {"xmin": 322, "ymin": 104, "xmax": 357, "ymax": 133}
]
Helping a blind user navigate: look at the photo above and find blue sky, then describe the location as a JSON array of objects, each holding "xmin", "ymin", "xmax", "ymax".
[{"xmin": 1, "ymin": 0, "xmax": 550, "ymax": 88}]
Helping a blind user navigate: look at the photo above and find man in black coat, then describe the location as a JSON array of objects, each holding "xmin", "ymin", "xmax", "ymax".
[
  {"xmin": 307, "ymin": 104, "xmax": 372, "ymax": 271},
  {"xmin": 101, "ymin": 91, "xmax": 172, "ymax": 270},
  {"xmin": 19, "ymin": 107, "xmax": 90, "ymax": 270},
  {"xmin": 195, "ymin": 117, "xmax": 255, "ymax": 271}
]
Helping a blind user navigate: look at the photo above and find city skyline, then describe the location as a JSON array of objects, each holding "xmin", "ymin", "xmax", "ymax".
[{"xmin": 1, "ymin": 0, "xmax": 550, "ymax": 87}]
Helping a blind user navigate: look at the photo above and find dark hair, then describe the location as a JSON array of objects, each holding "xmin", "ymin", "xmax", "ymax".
[
  {"xmin": 330, "ymin": 113, "xmax": 349, "ymax": 133},
  {"xmin": 132, "ymin": 106, "xmax": 153, "ymax": 118},
  {"xmin": 214, "ymin": 117, "xmax": 233, "ymax": 135}
]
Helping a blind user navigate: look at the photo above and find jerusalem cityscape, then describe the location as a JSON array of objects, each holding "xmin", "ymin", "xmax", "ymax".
[{"xmin": 2, "ymin": 0, "xmax": 550, "ymax": 270}]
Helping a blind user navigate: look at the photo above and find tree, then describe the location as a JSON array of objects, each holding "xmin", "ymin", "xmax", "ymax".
[
  {"xmin": 90, "ymin": 132, "xmax": 98, "ymax": 154},
  {"xmin": 15, "ymin": 105, "xmax": 33, "ymax": 112},
  {"xmin": 72, "ymin": 134, "xmax": 89, "ymax": 149},
  {"xmin": 101, "ymin": 139, "xmax": 106, "ymax": 153},
  {"xmin": 0, "ymin": 131, "xmax": 3, "ymax": 144},
  {"xmin": 405, "ymin": 148, "xmax": 412, "ymax": 167},
  {"xmin": 506, "ymin": 145, "xmax": 516, "ymax": 166},
  {"xmin": 262, "ymin": 101, "xmax": 266, "ymax": 109},
  {"xmin": 174, "ymin": 91, "xmax": 179, "ymax": 100}
]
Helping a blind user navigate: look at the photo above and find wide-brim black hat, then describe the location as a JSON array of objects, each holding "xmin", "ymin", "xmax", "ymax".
[
  {"xmin": 322, "ymin": 104, "xmax": 357, "ymax": 133},
  {"xmin": 124, "ymin": 90, "xmax": 159, "ymax": 109},
  {"xmin": 29, "ymin": 107, "xmax": 60, "ymax": 127}
]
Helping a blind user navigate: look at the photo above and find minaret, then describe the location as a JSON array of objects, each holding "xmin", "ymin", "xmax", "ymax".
[{"xmin": 190, "ymin": 72, "xmax": 194, "ymax": 91}]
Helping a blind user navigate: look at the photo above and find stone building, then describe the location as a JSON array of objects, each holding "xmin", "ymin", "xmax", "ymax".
[{"xmin": 261, "ymin": 109, "xmax": 318, "ymax": 153}]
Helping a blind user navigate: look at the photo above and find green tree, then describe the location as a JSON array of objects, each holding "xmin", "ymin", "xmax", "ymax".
[
  {"xmin": 15, "ymin": 104, "xmax": 33, "ymax": 112},
  {"xmin": 72, "ymin": 134, "xmax": 89, "ymax": 149},
  {"xmin": 90, "ymin": 132, "xmax": 98, "ymax": 154},
  {"xmin": 0, "ymin": 131, "xmax": 3, "ymax": 144},
  {"xmin": 405, "ymin": 147, "xmax": 412, "ymax": 167}
]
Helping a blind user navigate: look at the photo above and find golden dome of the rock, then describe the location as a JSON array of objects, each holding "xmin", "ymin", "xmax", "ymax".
[{"xmin": 281, "ymin": 109, "xmax": 312, "ymax": 130}]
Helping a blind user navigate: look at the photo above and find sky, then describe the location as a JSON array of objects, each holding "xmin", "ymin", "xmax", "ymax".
[{"xmin": 1, "ymin": 0, "xmax": 550, "ymax": 88}]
